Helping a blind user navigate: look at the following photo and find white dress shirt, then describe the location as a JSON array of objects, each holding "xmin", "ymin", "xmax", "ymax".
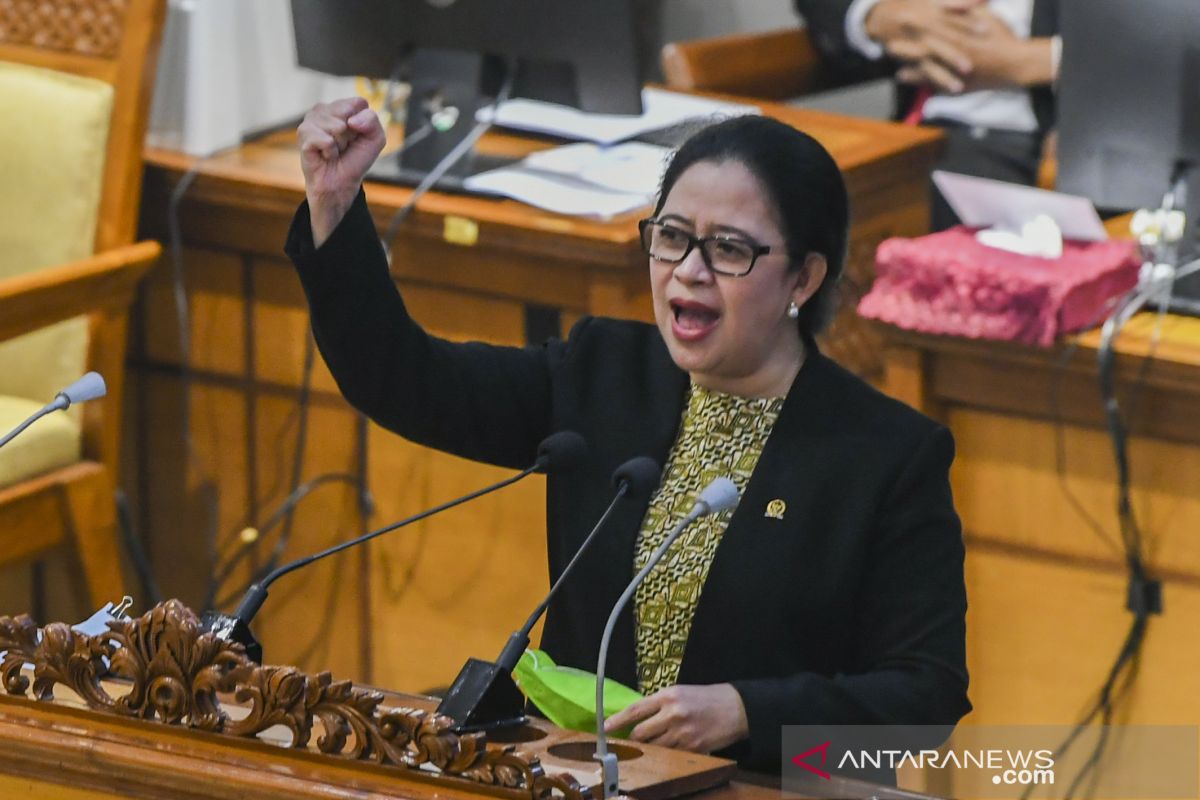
[{"xmin": 844, "ymin": 0, "xmax": 1041, "ymax": 133}]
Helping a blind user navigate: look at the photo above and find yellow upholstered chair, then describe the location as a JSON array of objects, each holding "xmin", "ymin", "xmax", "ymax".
[{"xmin": 0, "ymin": 0, "xmax": 167, "ymax": 612}]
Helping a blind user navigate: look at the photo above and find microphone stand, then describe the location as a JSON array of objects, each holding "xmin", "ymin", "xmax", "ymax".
[
  {"xmin": 438, "ymin": 456, "xmax": 661, "ymax": 732},
  {"xmin": 202, "ymin": 431, "xmax": 586, "ymax": 661},
  {"xmin": 593, "ymin": 478, "xmax": 738, "ymax": 800},
  {"xmin": 202, "ymin": 451, "xmax": 568, "ymax": 662}
]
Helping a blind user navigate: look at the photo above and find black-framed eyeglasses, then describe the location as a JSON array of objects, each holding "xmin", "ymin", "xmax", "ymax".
[{"xmin": 638, "ymin": 219, "xmax": 782, "ymax": 277}]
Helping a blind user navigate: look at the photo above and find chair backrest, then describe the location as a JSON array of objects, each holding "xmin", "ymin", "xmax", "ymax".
[
  {"xmin": 661, "ymin": 28, "xmax": 841, "ymax": 101},
  {"xmin": 0, "ymin": 0, "xmax": 166, "ymax": 464},
  {"xmin": 0, "ymin": 0, "xmax": 168, "ymax": 252}
]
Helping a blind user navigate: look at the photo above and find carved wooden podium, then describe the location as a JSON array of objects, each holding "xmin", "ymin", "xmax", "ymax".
[{"xmin": 0, "ymin": 601, "xmax": 743, "ymax": 800}]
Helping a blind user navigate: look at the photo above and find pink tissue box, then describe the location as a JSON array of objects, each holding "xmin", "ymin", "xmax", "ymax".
[{"xmin": 858, "ymin": 226, "xmax": 1141, "ymax": 346}]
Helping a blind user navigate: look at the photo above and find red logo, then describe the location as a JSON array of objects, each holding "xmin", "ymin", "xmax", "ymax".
[{"xmin": 791, "ymin": 741, "xmax": 832, "ymax": 780}]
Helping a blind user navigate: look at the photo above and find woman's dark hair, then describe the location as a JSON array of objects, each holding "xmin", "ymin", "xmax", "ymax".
[{"xmin": 652, "ymin": 115, "xmax": 850, "ymax": 338}]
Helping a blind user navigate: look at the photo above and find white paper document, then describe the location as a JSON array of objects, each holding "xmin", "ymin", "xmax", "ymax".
[
  {"xmin": 477, "ymin": 87, "xmax": 760, "ymax": 145},
  {"xmin": 464, "ymin": 142, "xmax": 671, "ymax": 219},
  {"xmin": 465, "ymin": 169, "xmax": 651, "ymax": 218},
  {"xmin": 521, "ymin": 142, "xmax": 670, "ymax": 195},
  {"xmin": 933, "ymin": 170, "xmax": 1108, "ymax": 242}
]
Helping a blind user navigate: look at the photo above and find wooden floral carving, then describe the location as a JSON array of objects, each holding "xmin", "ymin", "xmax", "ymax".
[
  {"xmin": 0, "ymin": 600, "xmax": 591, "ymax": 800},
  {"xmin": 0, "ymin": 0, "xmax": 128, "ymax": 58}
]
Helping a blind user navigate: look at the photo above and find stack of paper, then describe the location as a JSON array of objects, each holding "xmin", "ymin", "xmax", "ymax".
[
  {"xmin": 464, "ymin": 142, "xmax": 672, "ymax": 219},
  {"xmin": 477, "ymin": 87, "xmax": 760, "ymax": 145}
]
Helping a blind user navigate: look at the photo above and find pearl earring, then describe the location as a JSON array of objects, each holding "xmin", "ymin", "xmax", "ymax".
[{"xmin": 787, "ymin": 302, "xmax": 800, "ymax": 319}]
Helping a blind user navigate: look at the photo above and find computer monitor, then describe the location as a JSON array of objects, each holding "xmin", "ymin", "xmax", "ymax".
[
  {"xmin": 1057, "ymin": 0, "xmax": 1200, "ymax": 311},
  {"xmin": 290, "ymin": 0, "xmax": 645, "ymax": 190}
]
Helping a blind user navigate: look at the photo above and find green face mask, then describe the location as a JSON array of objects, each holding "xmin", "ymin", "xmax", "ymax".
[{"xmin": 513, "ymin": 649, "xmax": 643, "ymax": 736}]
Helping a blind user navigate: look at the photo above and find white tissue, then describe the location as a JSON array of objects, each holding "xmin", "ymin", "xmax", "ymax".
[{"xmin": 975, "ymin": 214, "xmax": 1064, "ymax": 259}]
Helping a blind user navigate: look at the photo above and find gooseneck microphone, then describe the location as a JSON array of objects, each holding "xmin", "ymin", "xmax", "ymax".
[
  {"xmin": 0, "ymin": 372, "xmax": 107, "ymax": 449},
  {"xmin": 201, "ymin": 431, "xmax": 588, "ymax": 662},
  {"xmin": 593, "ymin": 477, "xmax": 740, "ymax": 800},
  {"xmin": 437, "ymin": 456, "xmax": 662, "ymax": 732}
]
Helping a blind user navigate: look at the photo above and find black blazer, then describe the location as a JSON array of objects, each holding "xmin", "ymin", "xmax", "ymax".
[
  {"xmin": 793, "ymin": 0, "xmax": 1058, "ymax": 131},
  {"xmin": 286, "ymin": 191, "xmax": 971, "ymax": 771}
]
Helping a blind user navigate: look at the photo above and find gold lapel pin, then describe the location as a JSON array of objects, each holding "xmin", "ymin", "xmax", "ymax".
[{"xmin": 765, "ymin": 499, "xmax": 786, "ymax": 520}]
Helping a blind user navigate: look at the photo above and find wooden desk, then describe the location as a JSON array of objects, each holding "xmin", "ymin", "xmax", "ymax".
[
  {"xmin": 106, "ymin": 98, "xmax": 940, "ymax": 692},
  {"xmin": 0, "ymin": 601, "xmax": 934, "ymax": 800},
  {"xmin": 879, "ymin": 217, "xmax": 1200, "ymax": 727}
]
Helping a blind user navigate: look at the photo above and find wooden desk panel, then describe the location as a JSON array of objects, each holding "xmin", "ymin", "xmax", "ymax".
[{"xmin": 119, "ymin": 99, "xmax": 940, "ymax": 690}]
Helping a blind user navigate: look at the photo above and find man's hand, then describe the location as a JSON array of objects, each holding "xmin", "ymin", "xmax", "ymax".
[
  {"xmin": 297, "ymin": 97, "xmax": 387, "ymax": 248},
  {"xmin": 873, "ymin": 1, "xmax": 1056, "ymax": 94},
  {"xmin": 935, "ymin": 7, "xmax": 1056, "ymax": 90},
  {"xmin": 865, "ymin": 0, "xmax": 985, "ymax": 94},
  {"xmin": 602, "ymin": 684, "xmax": 749, "ymax": 754}
]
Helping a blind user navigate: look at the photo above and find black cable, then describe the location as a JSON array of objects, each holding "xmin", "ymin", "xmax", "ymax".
[
  {"xmin": 1116, "ymin": 253, "xmax": 1200, "ymax": 393},
  {"xmin": 257, "ymin": 331, "xmax": 375, "ymax": 578},
  {"xmin": 167, "ymin": 103, "xmax": 397, "ymax": 613},
  {"xmin": 166, "ymin": 123, "xmax": 304, "ymax": 604},
  {"xmin": 1047, "ymin": 296, "xmax": 1127, "ymax": 556},
  {"xmin": 252, "ymin": 461, "xmax": 541, "ymax": 593},
  {"xmin": 205, "ymin": 329, "xmax": 372, "ymax": 611},
  {"xmin": 285, "ymin": 550, "xmax": 348, "ymax": 670},
  {"xmin": 271, "ymin": 330, "xmax": 318, "ymax": 575},
  {"xmin": 209, "ymin": 471, "xmax": 363, "ymax": 609},
  {"xmin": 1120, "ymin": 287, "xmax": 1175, "ymax": 434},
  {"xmin": 115, "ymin": 489, "xmax": 163, "ymax": 606},
  {"xmin": 1053, "ymin": 286, "xmax": 1151, "ymax": 799},
  {"xmin": 1079, "ymin": 649, "xmax": 1142, "ymax": 799},
  {"xmin": 1053, "ymin": 614, "xmax": 1148, "ymax": 799},
  {"xmin": 1033, "ymin": 258, "xmax": 1200, "ymax": 798},
  {"xmin": 1096, "ymin": 285, "xmax": 1152, "ymax": 549},
  {"xmin": 166, "ymin": 151, "xmax": 228, "ymax": 604},
  {"xmin": 354, "ymin": 411, "xmax": 375, "ymax": 519}
]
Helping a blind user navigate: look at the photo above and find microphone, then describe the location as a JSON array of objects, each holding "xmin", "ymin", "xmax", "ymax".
[
  {"xmin": 593, "ymin": 477, "xmax": 739, "ymax": 799},
  {"xmin": 437, "ymin": 456, "xmax": 662, "ymax": 732},
  {"xmin": 0, "ymin": 372, "xmax": 107, "ymax": 449},
  {"xmin": 200, "ymin": 430, "xmax": 588, "ymax": 662}
]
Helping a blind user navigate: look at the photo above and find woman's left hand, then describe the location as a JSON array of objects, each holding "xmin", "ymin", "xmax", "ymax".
[{"xmin": 602, "ymin": 683, "xmax": 749, "ymax": 753}]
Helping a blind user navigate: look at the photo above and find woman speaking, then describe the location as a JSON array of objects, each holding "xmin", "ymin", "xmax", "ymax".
[{"xmin": 286, "ymin": 97, "xmax": 970, "ymax": 772}]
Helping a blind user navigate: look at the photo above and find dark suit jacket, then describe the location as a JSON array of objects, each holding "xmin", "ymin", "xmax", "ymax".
[
  {"xmin": 793, "ymin": 0, "xmax": 1058, "ymax": 130},
  {"xmin": 285, "ymin": 191, "xmax": 971, "ymax": 771}
]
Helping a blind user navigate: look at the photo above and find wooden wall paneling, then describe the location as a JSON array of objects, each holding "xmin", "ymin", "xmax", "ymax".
[
  {"xmin": 246, "ymin": 254, "xmax": 320, "ymax": 390},
  {"xmin": 133, "ymin": 247, "xmax": 248, "ymax": 613},
  {"xmin": 128, "ymin": 224, "xmax": 557, "ymax": 687},
  {"xmin": 901, "ymin": 319, "xmax": 1200, "ymax": 448},
  {"xmin": 238, "ymin": 396, "xmax": 367, "ymax": 679},
  {"xmin": 0, "ymin": 559, "xmax": 35, "ymax": 619},
  {"xmin": 587, "ymin": 273, "xmax": 653, "ymax": 323},
  {"xmin": 120, "ymin": 346, "xmax": 146, "ymax": 589},
  {"xmin": 962, "ymin": 546, "xmax": 1200, "ymax": 727},
  {"xmin": 366, "ymin": 437, "xmax": 549, "ymax": 695},
  {"xmin": 136, "ymin": 245, "xmax": 374, "ymax": 677},
  {"xmin": 360, "ymin": 280, "xmax": 549, "ymax": 693},
  {"xmin": 403, "ymin": 282, "xmax": 532, "ymax": 345},
  {"xmin": 138, "ymin": 374, "xmax": 248, "ymax": 608},
  {"xmin": 139, "ymin": 247, "xmax": 246, "ymax": 373},
  {"xmin": 871, "ymin": 311, "xmax": 1200, "ymax": 757},
  {"xmin": 386, "ymin": 234, "xmax": 599, "ymax": 317},
  {"xmin": 950, "ymin": 408, "xmax": 1200, "ymax": 579}
]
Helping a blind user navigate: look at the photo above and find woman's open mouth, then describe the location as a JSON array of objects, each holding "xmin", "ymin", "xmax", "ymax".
[{"xmin": 669, "ymin": 299, "xmax": 720, "ymax": 341}]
